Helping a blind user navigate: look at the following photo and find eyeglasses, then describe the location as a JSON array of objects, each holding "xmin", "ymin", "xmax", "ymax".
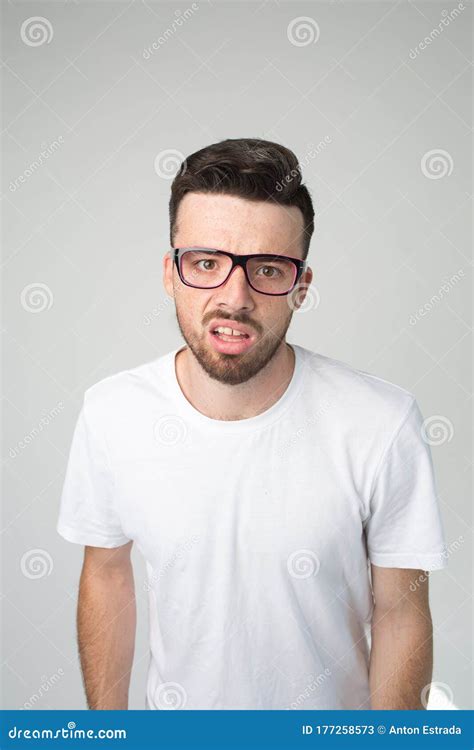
[{"xmin": 173, "ymin": 247, "xmax": 307, "ymax": 296}]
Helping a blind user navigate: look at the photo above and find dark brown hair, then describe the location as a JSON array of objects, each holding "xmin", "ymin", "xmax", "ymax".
[{"xmin": 169, "ymin": 138, "xmax": 315, "ymax": 259}]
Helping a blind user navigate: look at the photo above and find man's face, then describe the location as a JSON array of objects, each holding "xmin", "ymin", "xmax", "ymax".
[{"xmin": 163, "ymin": 192, "xmax": 313, "ymax": 385}]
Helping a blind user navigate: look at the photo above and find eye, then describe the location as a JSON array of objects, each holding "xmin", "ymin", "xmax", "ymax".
[
  {"xmin": 256, "ymin": 265, "xmax": 283, "ymax": 277},
  {"xmin": 195, "ymin": 259, "xmax": 217, "ymax": 271}
]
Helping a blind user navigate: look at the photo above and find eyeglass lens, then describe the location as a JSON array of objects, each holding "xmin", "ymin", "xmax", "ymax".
[{"xmin": 180, "ymin": 250, "xmax": 297, "ymax": 294}]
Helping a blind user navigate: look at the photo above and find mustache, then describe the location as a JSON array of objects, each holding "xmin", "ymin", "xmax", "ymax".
[{"xmin": 202, "ymin": 312, "xmax": 263, "ymax": 334}]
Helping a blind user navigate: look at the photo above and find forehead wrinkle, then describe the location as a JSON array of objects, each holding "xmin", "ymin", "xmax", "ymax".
[
  {"xmin": 180, "ymin": 218, "xmax": 301, "ymax": 256},
  {"xmin": 175, "ymin": 194, "xmax": 304, "ymax": 256}
]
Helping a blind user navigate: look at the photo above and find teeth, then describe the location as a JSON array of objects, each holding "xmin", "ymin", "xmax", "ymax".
[{"xmin": 214, "ymin": 326, "xmax": 245, "ymax": 337}]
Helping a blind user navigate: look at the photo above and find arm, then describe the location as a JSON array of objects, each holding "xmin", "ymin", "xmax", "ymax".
[
  {"xmin": 369, "ymin": 565, "xmax": 433, "ymax": 709},
  {"xmin": 77, "ymin": 541, "xmax": 136, "ymax": 709}
]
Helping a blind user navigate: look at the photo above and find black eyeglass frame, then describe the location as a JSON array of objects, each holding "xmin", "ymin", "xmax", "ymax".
[{"xmin": 173, "ymin": 246, "xmax": 308, "ymax": 296}]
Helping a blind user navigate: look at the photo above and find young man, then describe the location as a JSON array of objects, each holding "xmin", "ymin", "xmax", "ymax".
[{"xmin": 57, "ymin": 138, "xmax": 447, "ymax": 711}]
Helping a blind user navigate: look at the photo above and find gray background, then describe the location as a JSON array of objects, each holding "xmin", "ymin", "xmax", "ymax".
[{"xmin": 1, "ymin": 0, "xmax": 472, "ymax": 710}]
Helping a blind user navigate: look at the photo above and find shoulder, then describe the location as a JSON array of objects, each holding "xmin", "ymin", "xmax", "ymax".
[
  {"xmin": 82, "ymin": 350, "xmax": 174, "ymax": 420},
  {"xmin": 297, "ymin": 345, "xmax": 417, "ymax": 427}
]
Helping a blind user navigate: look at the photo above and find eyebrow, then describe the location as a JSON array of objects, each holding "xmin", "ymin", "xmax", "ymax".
[{"xmin": 179, "ymin": 246, "xmax": 300, "ymax": 258}]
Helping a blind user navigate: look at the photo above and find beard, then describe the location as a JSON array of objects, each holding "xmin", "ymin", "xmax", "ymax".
[{"xmin": 175, "ymin": 305, "xmax": 293, "ymax": 386}]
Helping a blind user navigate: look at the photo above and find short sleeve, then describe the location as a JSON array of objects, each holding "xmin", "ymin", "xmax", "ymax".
[
  {"xmin": 56, "ymin": 393, "xmax": 131, "ymax": 548},
  {"xmin": 365, "ymin": 397, "xmax": 448, "ymax": 571}
]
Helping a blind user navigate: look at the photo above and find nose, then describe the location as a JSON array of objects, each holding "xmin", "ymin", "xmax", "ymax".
[{"xmin": 213, "ymin": 264, "xmax": 255, "ymax": 311}]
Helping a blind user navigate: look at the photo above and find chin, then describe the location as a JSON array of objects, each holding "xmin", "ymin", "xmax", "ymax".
[{"xmin": 195, "ymin": 336, "xmax": 283, "ymax": 386}]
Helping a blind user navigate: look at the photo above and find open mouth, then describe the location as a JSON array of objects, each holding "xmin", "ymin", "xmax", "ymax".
[{"xmin": 211, "ymin": 326, "xmax": 250, "ymax": 342}]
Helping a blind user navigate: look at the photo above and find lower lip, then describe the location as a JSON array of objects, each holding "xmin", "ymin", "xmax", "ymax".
[{"xmin": 208, "ymin": 329, "xmax": 255, "ymax": 354}]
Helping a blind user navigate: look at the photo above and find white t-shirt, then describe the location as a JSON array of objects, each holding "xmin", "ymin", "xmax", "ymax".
[{"xmin": 57, "ymin": 343, "xmax": 448, "ymax": 710}]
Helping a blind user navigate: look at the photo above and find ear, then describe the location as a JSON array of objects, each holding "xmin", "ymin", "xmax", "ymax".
[
  {"xmin": 163, "ymin": 251, "xmax": 177, "ymax": 298},
  {"xmin": 290, "ymin": 266, "xmax": 313, "ymax": 311}
]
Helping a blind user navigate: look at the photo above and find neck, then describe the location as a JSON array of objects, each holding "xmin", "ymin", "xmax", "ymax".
[{"xmin": 175, "ymin": 342, "xmax": 295, "ymax": 421}]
